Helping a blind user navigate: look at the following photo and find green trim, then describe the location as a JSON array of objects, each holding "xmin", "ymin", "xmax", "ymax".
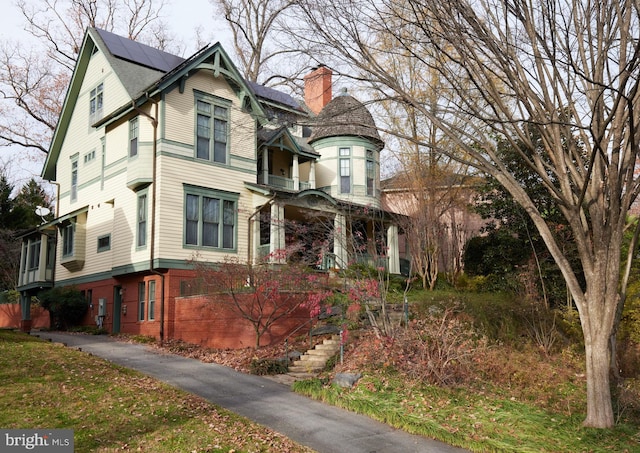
[
  {"xmin": 183, "ymin": 183, "xmax": 240, "ymax": 200},
  {"xmin": 96, "ymin": 44, "xmax": 269, "ymax": 130},
  {"xmin": 56, "ymin": 269, "xmax": 115, "ymax": 286},
  {"xmin": 127, "ymin": 178, "xmax": 153, "ymax": 188},
  {"xmin": 17, "ymin": 281, "xmax": 54, "ymax": 293},
  {"xmin": 244, "ymin": 182, "xmax": 272, "ymax": 196},
  {"xmin": 100, "ymin": 137, "xmax": 106, "ymax": 190},
  {"xmin": 56, "ymin": 259, "xmax": 200, "ymax": 287},
  {"xmin": 182, "ymin": 186, "xmax": 239, "ymax": 252},
  {"xmin": 104, "ymin": 155, "xmax": 128, "ymax": 170},
  {"xmin": 157, "ymin": 149, "xmax": 257, "ymax": 176},
  {"xmin": 97, "ymin": 234, "xmax": 111, "ymax": 253},
  {"xmin": 194, "ymin": 91, "xmax": 232, "ymax": 165},
  {"xmin": 110, "ymin": 262, "xmax": 151, "ymax": 277},
  {"xmin": 47, "ymin": 205, "xmax": 89, "ymax": 227},
  {"xmin": 194, "ymin": 89, "xmax": 233, "ymax": 106},
  {"xmin": 310, "ymin": 136, "xmax": 381, "ymax": 150},
  {"xmin": 153, "ymin": 259, "xmax": 195, "ymax": 270},
  {"xmin": 294, "ymin": 189, "xmax": 338, "ymax": 205},
  {"xmin": 230, "ymin": 153, "xmax": 257, "ymax": 165},
  {"xmin": 136, "ymin": 189, "xmax": 149, "ymax": 250},
  {"xmin": 160, "ymin": 93, "xmax": 167, "ymax": 141},
  {"xmin": 43, "ymin": 32, "xmax": 96, "ymax": 180}
]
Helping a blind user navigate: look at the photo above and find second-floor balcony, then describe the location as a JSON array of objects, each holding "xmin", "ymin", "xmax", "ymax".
[
  {"xmin": 257, "ymin": 173, "xmax": 312, "ymax": 191},
  {"xmin": 258, "ymin": 126, "xmax": 319, "ymax": 192}
]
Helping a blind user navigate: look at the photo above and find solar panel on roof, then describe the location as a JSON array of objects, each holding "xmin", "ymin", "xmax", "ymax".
[
  {"xmin": 248, "ymin": 81, "xmax": 301, "ymax": 110},
  {"xmin": 96, "ymin": 28, "xmax": 184, "ymax": 72}
]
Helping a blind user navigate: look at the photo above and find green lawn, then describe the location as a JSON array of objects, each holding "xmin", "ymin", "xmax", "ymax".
[
  {"xmin": 0, "ymin": 330, "xmax": 313, "ymax": 453},
  {"xmin": 293, "ymin": 374, "xmax": 640, "ymax": 452}
]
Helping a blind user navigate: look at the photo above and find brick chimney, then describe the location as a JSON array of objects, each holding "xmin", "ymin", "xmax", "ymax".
[{"xmin": 304, "ymin": 65, "xmax": 332, "ymax": 115}]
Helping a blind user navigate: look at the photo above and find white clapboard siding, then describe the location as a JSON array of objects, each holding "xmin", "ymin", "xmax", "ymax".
[
  {"xmin": 153, "ymin": 156, "xmax": 251, "ymax": 262},
  {"xmin": 163, "ymin": 70, "xmax": 256, "ymax": 162},
  {"xmin": 57, "ymin": 49, "xmax": 131, "ymax": 215}
]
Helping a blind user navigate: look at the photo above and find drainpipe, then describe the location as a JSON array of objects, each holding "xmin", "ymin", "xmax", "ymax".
[{"xmin": 133, "ymin": 97, "xmax": 166, "ymax": 344}]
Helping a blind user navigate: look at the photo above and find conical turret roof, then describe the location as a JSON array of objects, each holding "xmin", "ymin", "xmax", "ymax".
[{"xmin": 309, "ymin": 89, "xmax": 383, "ymax": 148}]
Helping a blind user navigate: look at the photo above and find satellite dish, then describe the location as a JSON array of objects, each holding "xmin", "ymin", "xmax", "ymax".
[
  {"xmin": 35, "ymin": 206, "xmax": 51, "ymax": 224},
  {"xmin": 35, "ymin": 206, "xmax": 51, "ymax": 217}
]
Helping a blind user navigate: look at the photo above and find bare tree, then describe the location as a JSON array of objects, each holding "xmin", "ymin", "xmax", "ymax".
[
  {"xmin": 194, "ymin": 256, "xmax": 326, "ymax": 349},
  {"xmin": 211, "ymin": 0, "xmax": 311, "ymax": 88},
  {"xmin": 0, "ymin": 0, "xmax": 171, "ymax": 156},
  {"xmin": 290, "ymin": 0, "xmax": 640, "ymax": 428}
]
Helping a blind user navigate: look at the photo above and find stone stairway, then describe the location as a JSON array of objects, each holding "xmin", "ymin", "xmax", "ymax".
[{"xmin": 288, "ymin": 335, "xmax": 341, "ymax": 376}]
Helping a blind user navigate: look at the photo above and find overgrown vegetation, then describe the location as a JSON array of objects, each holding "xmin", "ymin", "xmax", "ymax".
[{"xmin": 292, "ymin": 288, "xmax": 640, "ymax": 452}]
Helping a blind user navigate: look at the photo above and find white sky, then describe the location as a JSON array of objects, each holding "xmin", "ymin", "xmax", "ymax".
[{"xmin": 1, "ymin": 0, "xmax": 232, "ymax": 194}]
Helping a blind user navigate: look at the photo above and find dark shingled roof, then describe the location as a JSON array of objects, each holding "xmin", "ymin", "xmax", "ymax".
[
  {"xmin": 95, "ymin": 28, "xmax": 185, "ymax": 72},
  {"xmin": 309, "ymin": 89, "xmax": 383, "ymax": 147},
  {"xmin": 92, "ymin": 28, "xmax": 185, "ymax": 98},
  {"xmin": 248, "ymin": 81, "xmax": 303, "ymax": 111}
]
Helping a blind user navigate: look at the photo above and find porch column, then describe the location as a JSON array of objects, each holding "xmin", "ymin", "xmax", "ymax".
[
  {"xmin": 387, "ymin": 224, "xmax": 400, "ymax": 274},
  {"xmin": 18, "ymin": 241, "xmax": 27, "ymax": 287},
  {"xmin": 252, "ymin": 212, "xmax": 261, "ymax": 264},
  {"xmin": 37, "ymin": 233, "xmax": 49, "ymax": 281},
  {"xmin": 20, "ymin": 292, "xmax": 32, "ymax": 333},
  {"xmin": 292, "ymin": 154, "xmax": 300, "ymax": 190},
  {"xmin": 270, "ymin": 202, "xmax": 286, "ymax": 263},
  {"xmin": 309, "ymin": 161, "xmax": 316, "ymax": 189},
  {"xmin": 262, "ymin": 148, "xmax": 269, "ymax": 185},
  {"xmin": 333, "ymin": 213, "xmax": 348, "ymax": 269}
]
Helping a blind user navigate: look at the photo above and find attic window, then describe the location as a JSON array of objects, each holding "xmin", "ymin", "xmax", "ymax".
[{"xmin": 90, "ymin": 83, "xmax": 104, "ymax": 123}]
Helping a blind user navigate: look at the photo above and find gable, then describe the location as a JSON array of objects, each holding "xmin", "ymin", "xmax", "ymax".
[{"xmin": 43, "ymin": 28, "xmax": 269, "ymax": 181}]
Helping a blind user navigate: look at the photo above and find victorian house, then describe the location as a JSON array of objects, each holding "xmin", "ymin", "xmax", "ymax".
[{"xmin": 16, "ymin": 28, "xmax": 403, "ymax": 346}]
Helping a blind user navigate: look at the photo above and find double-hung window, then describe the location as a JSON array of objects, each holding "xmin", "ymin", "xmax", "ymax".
[
  {"xmin": 71, "ymin": 157, "xmax": 78, "ymax": 202},
  {"xmin": 28, "ymin": 239, "xmax": 41, "ymax": 270},
  {"xmin": 184, "ymin": 186, "xmax": 237, "ymax": 250},
  {"xmin": 148, "ymin": 280, "xmax": 156, "ymax": 321},
  {"xmin": 137, "ymin": 192, "xmax": 147, "ymax": 248},
  {"xmin": 129, "ymin": 117, "xmax": 139, "ymax": 157},
  {"xmin": 138, "ymin": 282, "xmax": 145, "ymax": 321},
  {"xmin": 89, "ymin": 83, "xmax": 104, "ymax": 123},
  {"xmin": 366, "ymin": 150, "xmax": 375, "ymax": 196},
  {"xmin": 196, "ymin": 95, "xmax": 229, "ymax": 164},
  {"xmin": 62, "ymin": 223, "xmax": 74, "ymax": 257},
  {"xmin": 339, "ymin": 147, "xmax": 351, "ymax": 194}
]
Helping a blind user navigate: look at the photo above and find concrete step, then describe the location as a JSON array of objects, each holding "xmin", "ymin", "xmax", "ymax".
[
  {"xmin": 294, "ymin": 357, "xmax": 327, "ymax": 366},
  {"xmin": 315, "ymin": 343, "xmax": 340, "ymax": 351},
  {"xmin": 286, "ymin": 371, "xmax": 317, "ymax": 380},
  {"xmin": 286, "ymin": 334, "xmax": 342, "ymax": 375},
  {"xmin": 306, "ymin": 349, "xmax": 337, "ymax": 358},
  {"xmin": 289, "ymin": 364, "xmax": 324, "ymax": 373}
]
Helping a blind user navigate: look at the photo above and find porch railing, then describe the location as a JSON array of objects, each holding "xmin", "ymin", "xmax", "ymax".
[
  {"xmin": 257, "ymin": 174, "xmax": 311, "ymax": 191},
  {"xmin": 258, "ymin": 173, "xmax": 293, "ymax": 190}
]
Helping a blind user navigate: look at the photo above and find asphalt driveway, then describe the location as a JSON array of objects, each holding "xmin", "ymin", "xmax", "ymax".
[{"xmin": 32, "ymin": 331, "xmax": 468, "ymax": 453}]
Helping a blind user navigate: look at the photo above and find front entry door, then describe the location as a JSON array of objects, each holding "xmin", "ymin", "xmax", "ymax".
[{"xmin": 113, "ymin": 286, "xmax": 122, "ymax": 333}]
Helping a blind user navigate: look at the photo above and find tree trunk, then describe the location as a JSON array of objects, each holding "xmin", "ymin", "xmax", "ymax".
[
  {"xmin": 255, "ymin": 325, "xmax": 261, "ymax": 349},
  {"xmin": 583, "ymin": 330, "xmax": 614, "ymax": 427}
]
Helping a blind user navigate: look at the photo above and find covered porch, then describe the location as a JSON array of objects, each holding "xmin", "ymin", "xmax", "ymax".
[{"xmin": 249, "ymin": 189, "xmax": 402, "ymax": 274}]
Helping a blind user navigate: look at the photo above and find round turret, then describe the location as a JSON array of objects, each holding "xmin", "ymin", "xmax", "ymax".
[{"xmin": 309, "ymin": 89, "xmax": 383, "ymax": 149}]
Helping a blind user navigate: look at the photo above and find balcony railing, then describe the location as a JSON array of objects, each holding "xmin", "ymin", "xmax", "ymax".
[{"xmin": 257, "ymin": 174, "xmax": 312, "ymax": 191}]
